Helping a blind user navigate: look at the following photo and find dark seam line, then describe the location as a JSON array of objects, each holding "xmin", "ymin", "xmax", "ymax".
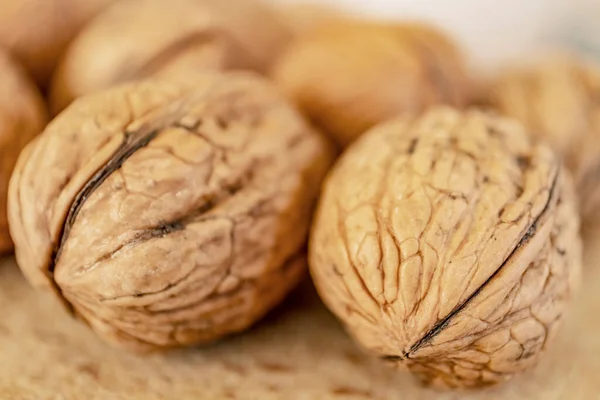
[
  {"xmin": 406, "ymin": 167, "xmax": 560, "ymax": 356},
  {"xmin": 87, "ymin": 171, "xmax": 249, "ymax": 273},
  {"xmin": 49, "ymin": 128, "xmax": 161, "ymax": 274}
]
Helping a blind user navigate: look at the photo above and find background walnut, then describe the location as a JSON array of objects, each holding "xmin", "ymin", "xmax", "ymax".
[
  {"xmin": 274, "ymin": 2, "xmax": 347, "ymax": 36},
  {"xmin": 0, "ymin": 50, "xmax": 47, "ymax": 254},
  {"xmin": 309, "ymin": 107, "xmax": 581, "ymax": 388},
  {"xmin": 8, "ymin": 71, "xmax": 333, "ymax": 351},
  {"xmin": 481, "ymin": 57, "xmax": 600, "ymax": 224},
  {"xmin": 0, "ymin": 0, "xmax": 117, "ymax": 86},
  {"xmin": 49, "ymin": 0, "xmax": 292, "ymax": 115},
  {"xmin": 272, "ymin": 22, "xmax": 471, "ymax": 147}
]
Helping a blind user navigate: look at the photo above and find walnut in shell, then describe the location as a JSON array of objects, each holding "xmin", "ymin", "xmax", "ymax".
[
  {"xmin": 49, "ymin": 0, "xmax": 292, "ymax": 114},
  {"xmin": 0, "ymin": 51, "xmax": 47, "ymax": 254},
  {"xmin": 275, "ymin": 2, "xmax": 346, "ymax": 36},
  {"xmin": 272, "ymin": 22, "xmax": 471, "ymax": 147},
  {"xmin": 0, "ymin": 0, "xmax": 117, "ymax": 85},
  {"xmin": 309, "ymin": 107, "xmax": 581, "ymax": 388},
  {"xmin": 481, "ymin": 57, "xmax": 600, "ymax": 223},
  {"xmin": 8, "ymin": 71, "xmax": 333, "ymax": 351}
]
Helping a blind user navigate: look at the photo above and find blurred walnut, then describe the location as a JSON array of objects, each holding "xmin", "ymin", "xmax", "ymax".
[
  {"xmin": 275, "ymin": 2, "xmax": 346, "ymax": 36},
  {"xmin": 49, "ymin": 0, "xmax": 292, "ymax": 115},
  {"xmin": 272, "ymin": 22, "xmax": 471, "ymax": 147},
  {"xmin": 0, "ymin": 51, "xmax": 46, "ymax": 254},
  {"xmin": 481, "ymin": 57, "xmax": 600, "ymax": 223},
  {"xmin": 9, "ymin": 71, "xmax": 333, "ymax": 351},
  {"xmin": 309, "ymin": 108, "xmax": 581, "ymax": 388},
  {"xmin": 0, "ymin": 0, "xmax": 117, "ymax": 86}
]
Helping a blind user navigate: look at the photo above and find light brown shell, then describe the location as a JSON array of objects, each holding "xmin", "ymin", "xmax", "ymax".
[
  {"xmin": 49, "ymin": 0, "xmax": 292, "ymax": 114},
  {"xmin": 309, "ymin": 107, "xmax": 581, "ymax": 388},
  {"xmin": 8, "ymin": 71, "xmax": 334, "ymax": 352},
  {"xmin": 0, "ymin": 0, "xmax": 117, "ymax": 86},
  {"xmin": 272, "ymin": 22, "xmax": 471, "ymax": 147},
  {"xmin": 481, "ymin": 57, "xmax": 600, "ymax": 223},
  {"xmin": 0, "ymin": 51, "xmax": 47, "ymax": 254},
  {"xmin": 274, "ymin": 2, "xmax": 346, "ymax": 36}
]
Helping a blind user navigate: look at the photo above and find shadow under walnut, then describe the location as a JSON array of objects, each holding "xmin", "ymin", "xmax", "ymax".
[{"xmin": 0, "ymin": 50, "xmax": 47, "ymax": 254}]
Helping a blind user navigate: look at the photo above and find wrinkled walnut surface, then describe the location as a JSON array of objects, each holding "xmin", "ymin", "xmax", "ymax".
[
  {"xmin": 50, "ymin": 0, "xmax": 292, "ymax": 114},
  {"xmin": 273, "ymin": 22, "xmax": 471, "ymax": 147},
  {"xmin": 9, "ymin": 71, "xmax": 333, "ymax": 351},
  {"xmin": 309, "ymin": 107, "xmax": 581, "ymax": 388},
  {"xmin": 482, "ymin": 57, "xmax": 600, "ymax": 223},
  {"xmin": 0, "ymin": 0, "xmax": 117, "ymax": 85},
  {"xmin": 0, "ymin": 51, "xmax": 47, "ymax": 254}
]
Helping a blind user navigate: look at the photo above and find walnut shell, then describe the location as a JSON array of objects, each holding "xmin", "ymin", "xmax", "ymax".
[
  {"xmin": 0, "ymin": 51, "xmax": 47, "ymax": 254},
  {"xmin": 0, "ymin": 0, "xmax": 117, "ymax": 86},
  {"xmin": 481, "ymin": 57, "xmax": 600, "ymax": 223},
  {"xmin": 272, "ymin": 22, "xmax": 471, "ymax": 147},
  {"xmin": 309, "ymin": 107, "xmax": 581, "ymax": 388},
  {"xmin": 8, "ymin": 71, "xmax": 333, "ymax": 351},
  {"xmin": 275, "ymin": 2, "xmax": 346, "ymax": 36},
  {"xmin": 49, "ymin": 0, "xmax": 292, "ymax": 115}
]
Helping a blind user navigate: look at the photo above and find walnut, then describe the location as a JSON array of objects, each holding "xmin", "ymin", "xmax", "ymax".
[
  {"xmin": 8, "ymin": 71, "xmax": 333, "ymax": 351},
  {"xmin": 309, "ymin": 107, "xmax": 581, "ymax": 388},
  {"xmin": 481, "ymin": 57, "xmax": 600, "ymax": 224},
  {"xmin": 0, "ymin": 51, "xmax": 47, "ymax": 254},
  {"xmin": 0, "ymin": 0, "xmax": 117, "ymax": 86},
  {"xmin": 49, "ymin": 0, "xmax": 292, "ymax": 115},
  {"xmin": 274, "ymin": 2, "xmax": 346, "ymax": 36},
  {"xmin": 272, "ymin": 22, "xmax": 471, "ymax": 147}
]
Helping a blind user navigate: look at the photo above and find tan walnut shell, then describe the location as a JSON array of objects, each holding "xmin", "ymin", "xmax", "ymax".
[
  {"xmin": 481, "ymin": 57, "xmax": 600, "ymax": 223},
  {"xmin": 49, "ymin": 0, "xmax": 292, "ymax": 114},
  {"xmin": 8, "ymin": 71, "xmax": 333, "ymax": 351},
  {"xmin": 272, "ymin": 22, "xmax": 471, "ymax": 147},
  {"xmin": 0, "ymin": 0, "xmax": 117, "ymax": 86},
  {"xmin": 274, "ymin": 2, "xmax": 346, "ymax": 36},
  {"xmin": 0, "ymin": 51, "xmax": 47, "ymax": 254},
  {"xmin": 309, "ymin": 107, "xmax": 581, "ymax": 388}
]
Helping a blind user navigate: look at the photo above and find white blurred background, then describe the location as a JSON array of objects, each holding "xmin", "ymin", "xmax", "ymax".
[{"xmin": 272, "ymin": 0, "xmax": 600, "ymax": 74}]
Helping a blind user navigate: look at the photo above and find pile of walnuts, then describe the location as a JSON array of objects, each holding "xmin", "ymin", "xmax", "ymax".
[{"xmin": 0, "ymin": 0, "xmax": 594, "ymax": 390}]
